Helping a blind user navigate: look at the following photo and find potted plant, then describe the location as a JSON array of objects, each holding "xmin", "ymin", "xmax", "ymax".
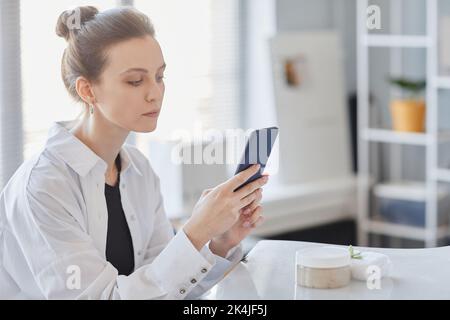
[{"xmin": 388, "ymin": 77, "xmax": 426, "ymax": 132}]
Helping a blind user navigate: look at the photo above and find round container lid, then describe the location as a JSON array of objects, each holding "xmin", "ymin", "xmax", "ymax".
[{"xmin": 296, "ymin": 246, "xmax": 351, "ymax": 269}]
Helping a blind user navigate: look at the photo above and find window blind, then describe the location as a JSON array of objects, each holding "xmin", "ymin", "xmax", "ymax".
[
  {"xmin": 0, "ymin": 0, "xmax": 22, "ymax": 189},
  {"xmin": 134, "ymin": 0, "xmax": 242, "ymax": 143}
]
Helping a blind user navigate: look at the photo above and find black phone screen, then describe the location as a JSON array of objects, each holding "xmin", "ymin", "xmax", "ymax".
[{"xmin": 233, "ymin": 126, "xmax": 279, "ymax": 192}]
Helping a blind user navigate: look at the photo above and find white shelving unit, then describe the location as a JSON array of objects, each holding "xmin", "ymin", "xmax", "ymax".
[
  {"xmin": 436, "ymin": 76, "xmax": 450, "ymax": 88},
  {"xmin": 357, "ymin": 0, "xmax": 450, "ymax": 247}
]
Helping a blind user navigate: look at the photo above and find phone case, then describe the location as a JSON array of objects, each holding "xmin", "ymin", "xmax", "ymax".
[{"xmin": 234, "ymin": 126, "xmax": 279, "ymax": 192}]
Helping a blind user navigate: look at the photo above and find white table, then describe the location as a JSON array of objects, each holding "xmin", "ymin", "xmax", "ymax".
[{"xmin": 206, "ymin": 240, "xmax": 450, "ymax": 299}]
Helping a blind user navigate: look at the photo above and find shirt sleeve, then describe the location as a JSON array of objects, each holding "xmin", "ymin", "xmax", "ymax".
[
  {"xmin": 5, "ymin": 168, "xmax": 235, "ymax": 300},
  {"xmin": 8, "ymin": 176, "xmax": 167, "ymax": 299},
  {"xmin": 141, "ymin": 171, "xmax": 244, "ymax": 299},
  {"xmin": 185, "ymin": 241, "xmax": 244, "ymax": 300}
]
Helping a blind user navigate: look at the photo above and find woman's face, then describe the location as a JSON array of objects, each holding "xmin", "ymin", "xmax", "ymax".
[{"xmin": 92, "ymin": 35, "xmax": 166, "ymax": 133}]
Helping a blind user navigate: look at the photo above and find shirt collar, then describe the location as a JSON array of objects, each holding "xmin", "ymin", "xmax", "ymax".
[{"xmin": 45, "ymin": 120, "xmax": 143, "ymax": 177}]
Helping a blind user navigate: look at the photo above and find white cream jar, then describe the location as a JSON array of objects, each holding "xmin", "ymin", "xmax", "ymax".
[{"xmin": 296, "ymin": 246, "xmax": 351, "ymax": 289}]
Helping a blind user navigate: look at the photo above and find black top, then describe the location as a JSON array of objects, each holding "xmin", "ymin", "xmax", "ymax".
[{"xmin": 104, "ymin": 154, "xmax": 135, "ymax": 276}]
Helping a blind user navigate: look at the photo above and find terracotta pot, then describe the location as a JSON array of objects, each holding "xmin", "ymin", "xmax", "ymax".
[{"xmin": 390, "ymin": 99, "xmax": 425, "ymax": 132}]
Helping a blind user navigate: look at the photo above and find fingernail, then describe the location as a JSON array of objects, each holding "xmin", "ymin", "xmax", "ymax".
[{"xmin": 243, "ymin": 221, "xmax": 251, "ymax": 228}]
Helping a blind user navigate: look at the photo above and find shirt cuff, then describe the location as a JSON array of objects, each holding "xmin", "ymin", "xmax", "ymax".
[
  {"xmin": 200, "ymin": 242, "xmax": 244, "ymax": 281},
  {"xmin": 145, "ymin": 229, "xmax": 217, "ymax": 299},
  {"xmin": 184, "ymin": 242, "xmax": 244, "ymax": 300},
  {"xmin": 204, "ymin": 241, "xmax": 244, "ymax": 263}
]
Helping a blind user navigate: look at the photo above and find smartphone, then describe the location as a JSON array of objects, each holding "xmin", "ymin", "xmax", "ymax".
[{"xmin": 233, "ymin": 126, "xmax": 279, "ymax": 192}]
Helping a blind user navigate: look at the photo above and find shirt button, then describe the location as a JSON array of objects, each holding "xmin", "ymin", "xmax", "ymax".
[
  {"xmin": 190, "ymin": 278, "xmax": 197, "ymax": 284},
  {"xmin": 137, "ymin": 250, "xmax": 142, "ymax": 256},
  {"xmin": 201, "ymin": 268, "xmax": 208, "ymax": 273},
  {"xmin": 130, "ymin": 215, "xmax": 136, "ymax": 221},
  {"xmin": 179, "ymin": 288, "xmax": 186, "ymax": 294},
  {"xmin": 121, "ymin": 183, "xmax": 126, "ymax": 189}
]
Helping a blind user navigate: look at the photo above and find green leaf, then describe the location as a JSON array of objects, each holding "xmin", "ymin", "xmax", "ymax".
[
  {"xmin": 388, "ymin": 77, "xmax": 426, "ymax": 94},
  {"xmin": 348, "ymin": 245, "xmax": 363, "ymax": 260}
]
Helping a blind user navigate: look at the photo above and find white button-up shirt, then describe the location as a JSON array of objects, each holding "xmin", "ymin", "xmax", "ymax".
[{"xmin": 0, "ymin": 120, "xmax": 243, "ymax": 299}]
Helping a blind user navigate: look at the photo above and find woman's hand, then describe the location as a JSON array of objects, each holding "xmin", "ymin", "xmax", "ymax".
[
  {"xmin": 183, "ymin": 164, "xmax": 269, "ymax": 251},
  {"xmin": 209, "ymin": 204, "xmax": 266, "ymax": 258},
  {"xmin": 205, "ymin": 179, "xmax": 267, "ymax": 257}
]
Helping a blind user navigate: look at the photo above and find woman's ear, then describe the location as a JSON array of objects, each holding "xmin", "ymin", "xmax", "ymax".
[{"xmin": 75, "ymin": 76, "xmax": 96, "ymax": 105}]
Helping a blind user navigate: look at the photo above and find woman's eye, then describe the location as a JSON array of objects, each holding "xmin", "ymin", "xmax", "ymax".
[
  {"xmin": 157, "ymin": 75, "xmax": 165, "ymax": 83},
  {"xmin": 128, "ymin": 79, "xmax": 143, "ymax": 87}
]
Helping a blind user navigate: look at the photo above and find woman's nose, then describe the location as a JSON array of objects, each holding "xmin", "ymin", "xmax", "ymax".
[{"xmin": 145, "ymin": 80, "xmax": 163, "ymax": 102}]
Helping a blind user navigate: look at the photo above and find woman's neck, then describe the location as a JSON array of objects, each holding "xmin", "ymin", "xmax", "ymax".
[{"xmin": 69, "ymin": 111, "xmax": 129, "ymax": 179}]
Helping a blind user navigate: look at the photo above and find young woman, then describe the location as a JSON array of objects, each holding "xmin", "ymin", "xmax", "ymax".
[{"xmin": 0, "ymin": 6, "xmax": 267, "ymax": 299}]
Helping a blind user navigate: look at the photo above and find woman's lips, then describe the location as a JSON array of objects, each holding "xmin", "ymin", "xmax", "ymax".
[{"xmin": 142, "ymin": 111, "xmax": 160, "ymax": 117}]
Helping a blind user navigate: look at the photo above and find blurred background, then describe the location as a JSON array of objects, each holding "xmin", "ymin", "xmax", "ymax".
[{"xmin": 2, "ymin": 0, "xmax": 450, "ymax": 251}]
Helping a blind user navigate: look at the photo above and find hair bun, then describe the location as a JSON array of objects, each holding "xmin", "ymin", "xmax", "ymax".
[{"xmin": 56, "ymin": 6, "xmax": 99, "ymax": 41}]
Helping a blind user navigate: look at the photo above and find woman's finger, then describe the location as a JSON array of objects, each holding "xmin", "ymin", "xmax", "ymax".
[
  {"xmin": 243, "ymin": 206, "xmax": 263, "ymax": 228},
  {"xmin": 224, "ymin": 164, "xmax": 260, "ymax": 192},
  {"xmin": 251, "ymin": 215, "xmax": 265, "ymax": 228},
  {"xmin": 241, "ymin": 190, "xmax": 263, "ymax": 215},
  {"xmin": 239, "ymin": 188, "xmax": 262, "ymax": 209},
  {"xmin": 235, "ymin": 175, "xmax": 268, "ymax": 200}
]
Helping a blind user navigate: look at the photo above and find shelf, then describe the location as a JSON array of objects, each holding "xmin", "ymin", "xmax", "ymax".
[
  {"xmin": 362, "ymin": 34, "xmax": 431, "ymax": 48},
  {"xmin": 436, "ymin": 77, "xmax": 450, "ymax": 89},
  {"xmin": 435, "ymin": 168, "xmax": 450, "ymax": 182},
  {"xmin": 361, "ymin": 128, "xmax": 427, "ymax": 145},
  {"xmin": 365, "ymin": 220, "xmax": 449, "ymax": 241},
  {"xmin": 362, "ymin": 129, "xmax": 450, "ymax": 145}
]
